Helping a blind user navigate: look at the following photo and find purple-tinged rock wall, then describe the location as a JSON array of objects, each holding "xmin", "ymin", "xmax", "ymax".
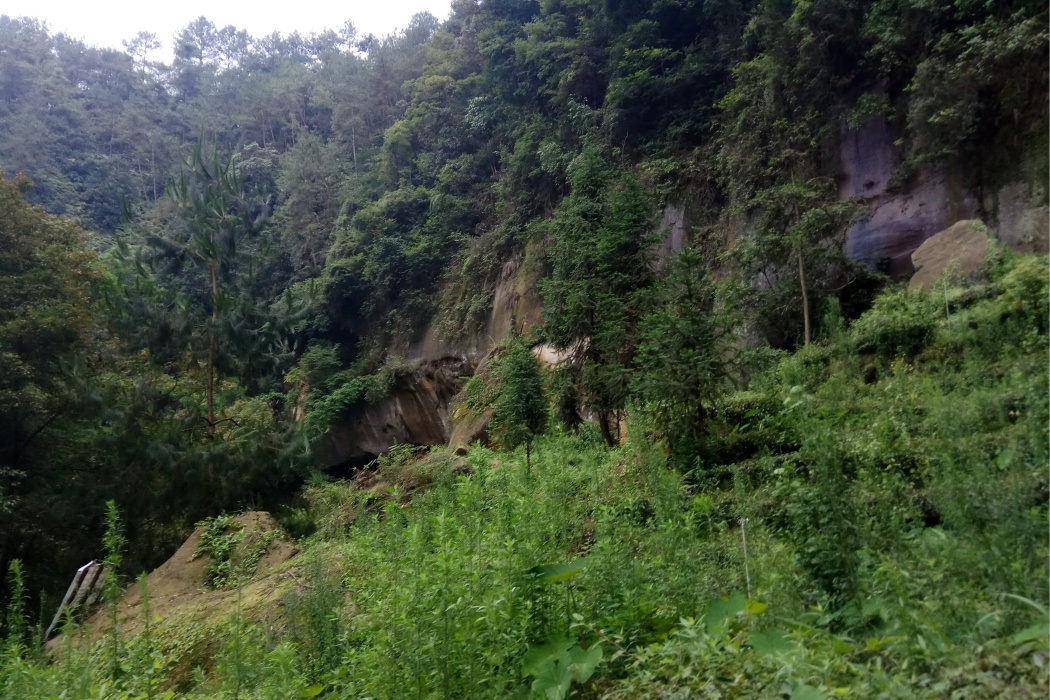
[{"xmin": 840, "ymin": 118, "xmax": 979, "ymax": 279}]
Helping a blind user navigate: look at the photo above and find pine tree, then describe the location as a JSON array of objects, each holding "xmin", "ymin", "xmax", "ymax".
[
  {"xmin": 540, "ymin": 155, "xmax": 657, "ymax": 446},
  {"xmin": 157, "ymin": 143, "xmax": 269, "ymax": 437},
  {"xmin": 635, "ymin": 248, "xmax": 738, "ymax": 452},
  {"xmin": 491, "ymin": 335, "xmax": 548, "ymax": 474}
]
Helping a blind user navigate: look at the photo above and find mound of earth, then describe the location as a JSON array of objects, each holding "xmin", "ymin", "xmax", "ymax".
[{"xmin": 48, "ymin": 512, "xmax": 299, "ymax": 682}]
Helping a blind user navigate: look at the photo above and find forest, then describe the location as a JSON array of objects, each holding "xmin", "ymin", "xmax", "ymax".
[{"xmin": 0, "ymin": 0, "xmax": 1047, "ymax": 697}]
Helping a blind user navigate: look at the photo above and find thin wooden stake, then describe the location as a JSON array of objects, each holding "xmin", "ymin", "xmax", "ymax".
[
  {"xmin": 739, "ymin": 517, "xmax": 752, "ymax": 600},
  {"xmin": 944, "ymin": 279, "xmax": 952, "ymax": 331}
]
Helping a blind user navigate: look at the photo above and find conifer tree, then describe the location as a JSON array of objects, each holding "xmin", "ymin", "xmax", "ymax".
[
  {"xmin": 635, "ymin": 248, "xmax": 738, "ymax": 452},
  {"xmin": 491, "ymin": 335, "xmax": 548, "ymax": 473},
  {"xmin": 158, "ymin": 143, "xmax": 268, "ymax": 437},
  {"xmin": 732, "ymin": 179, "xmax": 859, "ymax": 347},
  {"xmin": 541, "ymin": 154, "xmax": 657, "ymax": 446}
]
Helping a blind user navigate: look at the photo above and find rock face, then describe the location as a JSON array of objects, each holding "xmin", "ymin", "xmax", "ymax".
[
  {"xmin": 840, "ymin": 117, "xmax": 1046, "ymax": 278},
  {"xmin": 840, "ymin": 118, "xmax": 980, "ymax": 278},
  {"xmin": 448, "ymin": 406, "xmax": 493, "ymax": 448},
  {"xmin": 992, "ymin": 181, "xmax": 1050, "ymax": 254},
  {"xmin": 318, "ymin": 356, "xmax": 471, "ymax": 471},
  {"xmin": 321, "ymin": 122, "xmax": 1045, "ymax": 466},
  {"xmin": 652, "ymin": 203, "xmax": 687, "ymax": 270},
  {"xmin": 908, "ymin": 220, "xmax": 992, "ymax": 291}
]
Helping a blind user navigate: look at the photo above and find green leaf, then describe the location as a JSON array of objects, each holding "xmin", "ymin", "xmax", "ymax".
[
  {"xmin": 650, "ymin": 615, "xmax": 676, "ymax": 637},
  {"xmin": 301, "ymin": 684, "xmax": 324, "ymax": 697},
  {"xmin": 567, "ymin": 643, "xmax": 603, "ymax": 683},
  {"xmin": 522, "ymin": 635, "xmax": 574, "ymax": 677},
  {"xmin": 1012, "ymin": 623, "xmax": 1049, "ymax": 643},
  {"xmin": 531, "ymin": 656, "xmax": 573, "ymax": 700},
  {"xmin": 751, "ymin": 628, "xmax": 793, "ymax": 657},
  {"xmin": 705, "ymin": 591, "xmax": 747, "ymax": 634},
  {"xmin": 831, "ymin": 638, "xmax": 856, "ymax": 655},
  {"xmin": 1003, "ymin": 593, "xmax": 1049, "ymax": 618},
  {"xmin": 744, "ymin": 599, "xmax": 767, "ymax": 614},
  {"xmin": 792, "ymin": 684, "xmax": 826, "ymax": 700},
  {"xmin": 526, "ymin": 557, "xmax": 592, "ymax": 583}
]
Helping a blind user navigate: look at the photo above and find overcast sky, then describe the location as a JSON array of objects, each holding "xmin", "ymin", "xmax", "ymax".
[{"xmin": 3, "ymin": 0, "xmax": 453, "ymax": 58}]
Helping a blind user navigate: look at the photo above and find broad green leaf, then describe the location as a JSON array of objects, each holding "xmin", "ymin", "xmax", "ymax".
[
  {"xmin": 792, "ymin": 684, "xmax": 826, "ymax": 700},
  {"xmin": 522, "ymin": 634, "xmax": 573, "ymax": 677},
  {"xmin": 531, "ymin": 656, "xmax": 573, "ymax": 700},
  {"xmin": 1012, "ymin": 622, "xmax": 1049, "ymax": 643},
  {"xmin": 567, "ymin": 643, "xmax": 603, "ymax": 683},
  {"xmin": 831, "ymin": 638, "xmax": 856, "ymax": 655},
  {"xmin": 745, "ymin": 599, "xmax": 767, "ymax": 614},
  {"xmin": 301, "ymin": 685, "xmax": 324, "ymax": 698},
  {"xmin": 650, "ymin": 615, "xmax": 676, "ymax": 637},
  {"xmin": 861, "ymin": 596, "xmax": 887, "ymax": 620},
  {"xmin": 751, "ymin": 628, "xmax": 793, "ymax": 657},
  {"xmin": 706, "ymin": 591, "xmax": 747, "ymax": 634}
]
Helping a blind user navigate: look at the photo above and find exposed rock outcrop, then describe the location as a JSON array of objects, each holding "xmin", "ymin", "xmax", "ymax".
[
  {"xmin": 840, "ymin": 117, "xmax": 1046, "ymax": 278},
  {"xmin": 990, "ymin": 181, "xmax": 1049, "ymax": 254},
  {"xmin": 652, "ymin": 203, "xmax": 687, "ymax": 270},
  {"xmin": 448, "ymin": 406, "xmax": 493, "ymax": 448},
  {"xmin": 318, "ymin": 356, "xmax": 472, "ymax": 471},
  {"xmin": 840, "ymin": 118, "xmax": 979, "ymax": 278},
  {"xmin": 323, "ymin": 121, "xmax": 1044, "ymax": 466}
]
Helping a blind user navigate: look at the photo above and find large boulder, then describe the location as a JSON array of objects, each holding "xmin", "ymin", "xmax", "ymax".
[
  {"xmin": 448, "ymin": 406, "xmax": 493, "ymax": 448},
  {"xmin": 908, "ymin": 220, "xmax": 992, "ymax": 291}
]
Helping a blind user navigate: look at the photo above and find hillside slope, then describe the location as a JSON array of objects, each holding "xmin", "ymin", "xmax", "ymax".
[{"xmin": 6, "ymin": 251, "xmax": 1046, "ymax": 699}]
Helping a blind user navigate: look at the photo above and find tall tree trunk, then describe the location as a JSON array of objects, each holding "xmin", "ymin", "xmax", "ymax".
[
  {"xmin": 206, "ymin": 333, "xmax": 215, "ymax": 437},
  {"xmin": 598, "ymin": 411, "xmax": 615, "ymax": 447},
  {"xmin": 206, "ymin": 265, "xmax": 218, "ymax": 440},
  {"xmin": 798, "ymin": 251, "xmax": 811, "ymax": 346},
  {"xmin": 351, "ymin": 123, "xmax": 358, "ymax": 173},
  {"xmin": 206, "ymin": 265, "xmax": 218, "ymax": 480}
]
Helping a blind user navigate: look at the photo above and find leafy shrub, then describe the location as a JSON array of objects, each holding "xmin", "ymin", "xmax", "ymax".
[
  {"xmin": 776, "ymin": 342, "xmax": 834, "ymax": 392},
  {"xmin": 849, "ymin": 287, "xmax": 939, "ymax": 357},
  {"xmin": 788, "ymin": 434, "xmax": 861, "ymax": 608},
  {"xmin": 306, "ymin": 370, "xmax": 393, "ymax": 430},
  {"xmin": 283, "ymin": 552, "xmax": 344, "ymax": 679},
  {"xmin": 460, "ymin": 371, "xmax": 500, "ymax": 417},
  {"xmin": 193, "ymin": 514, "xmax": 280, "ymax": 589}
]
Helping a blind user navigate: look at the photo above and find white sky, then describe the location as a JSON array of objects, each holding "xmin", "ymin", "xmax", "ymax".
[{"xmin": 3, "ymin": 0, "xmax": 453, "ymax": 58}]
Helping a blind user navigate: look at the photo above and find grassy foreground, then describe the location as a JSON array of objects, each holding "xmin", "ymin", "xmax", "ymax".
[{"xmin": 2, "ymin": 255, "xmax": 1048, "ymax": 699}]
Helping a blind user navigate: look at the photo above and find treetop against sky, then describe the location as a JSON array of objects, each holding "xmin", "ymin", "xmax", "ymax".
[{"xmin": 1, "ymin": 0, "xmax": 452, "ymax": 60}]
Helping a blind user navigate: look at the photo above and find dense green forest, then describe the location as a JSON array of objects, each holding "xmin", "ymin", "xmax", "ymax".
[{"xmin": 0, "ymin": 0, "xmax": 1047, "ymax": 697}]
